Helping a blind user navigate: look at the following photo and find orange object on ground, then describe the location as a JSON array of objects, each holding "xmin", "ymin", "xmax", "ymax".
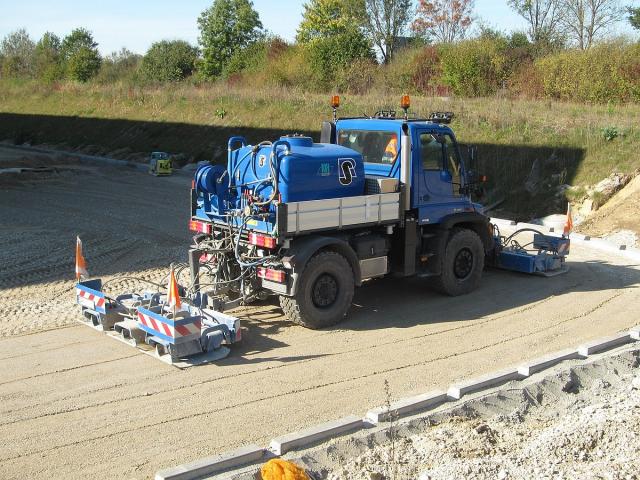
[
  {"xmin": 75, "ymin": 236, "xmax": 88, "ymax": 281},
  {"xmin": 260, "ymin": 459, "xmax": 309, "ymax": 480}
]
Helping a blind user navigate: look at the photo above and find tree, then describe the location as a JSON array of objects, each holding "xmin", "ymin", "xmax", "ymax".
[
  {"xmin": 61, "ymin": 28, "xmax": 101, "ymax": 81},
  {"xmin": 198, "ymin": 0, "xmax": 263, "ymax": 78},
  {"xmin": 34, "ymin": 32, "xmax": 62, "ymax": 81},
  {"xmin": 296, "ymin": 0, "xmax": 374, "ymax": 88},
  {"xmin": 508, "ymin": 0, "xmax": 564, "ymax": 45},
  {"xmin": 628, "ymin": 6, "xmax": 640, "ymax": 29},
  {"xmin": 0, "ymin": 28, "xmax": 35, "ymax": 77},
  {"xmin": 297, "ymin": 0, "xmax": 364, "ymax": 43},
  {"xmin": 412, "ymin": 0, "xmax": 475, "ymax": 43},
  {"xmin": 559, "ymin": 0, "xmax": 625, "ymax": 49},
  {"xmin": 360, "ymin": 0, "xmax": 413, "ymax": 64},
  {"xmin": 142, "ymin": 40, "xmax": 199, "ymax": 81}
]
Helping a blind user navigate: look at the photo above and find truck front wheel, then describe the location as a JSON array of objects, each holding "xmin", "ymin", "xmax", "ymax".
[
  {"xmin": 432, "ymin": 228, "xmax": 484, "ymax": 296},
  {"xmin": 279, "ymin": 251, "xmax": 355, "ymax": 329}
]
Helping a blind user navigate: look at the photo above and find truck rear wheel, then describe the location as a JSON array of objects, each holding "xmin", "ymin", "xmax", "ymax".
[
  {"xmin": 279, "ymin": 251, "xmax": 355, "ymax": 329},
  {"xmin": 432, "ymin": 228, "xmax": 484, "ymax": 296}
]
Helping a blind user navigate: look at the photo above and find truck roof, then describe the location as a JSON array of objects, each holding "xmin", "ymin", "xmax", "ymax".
[{"xmin": 336, "ymin": 117, "xmax": 455, "ymax": 136}]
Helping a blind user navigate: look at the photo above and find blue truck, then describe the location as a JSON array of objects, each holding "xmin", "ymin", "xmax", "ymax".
[{"xmin": 189, "ymin": 96, "xmax": 569, "ymax": 329}]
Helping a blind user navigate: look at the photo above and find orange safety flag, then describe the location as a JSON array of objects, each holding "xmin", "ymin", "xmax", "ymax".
[
  {"xmin": 75, "ymin": 236, "xmax": 88, "ymax": 281},
  {"xmin": 167, "ymin": 265, "xmax": 182, "ymax": 309},
  {"xmin": 261, "ymin": 459, "xmax": 309, "ymax": 480},
  {"xmin": 563, "ymin": 203, "xmax": 573, "ymax": 236}
]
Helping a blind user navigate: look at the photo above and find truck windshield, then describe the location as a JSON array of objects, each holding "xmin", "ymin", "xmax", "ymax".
[{"xmin": 338, "ymin": 130, "xmax": 398, "ymax": 165}]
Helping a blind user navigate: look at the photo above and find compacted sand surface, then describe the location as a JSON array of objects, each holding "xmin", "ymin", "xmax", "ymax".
[{"xmin": 1, "ymin": 146, "xmax": 639, "ymax": 480}]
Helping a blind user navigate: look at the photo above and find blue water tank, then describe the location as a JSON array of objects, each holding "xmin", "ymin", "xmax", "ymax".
[{"xmin": 231, "ymin": 136, "xmax": 365, "ymax": 203}]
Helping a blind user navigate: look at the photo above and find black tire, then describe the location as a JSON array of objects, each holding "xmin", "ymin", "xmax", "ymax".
[
  {"xmin": 432, "ymin": 228, "xmax": 484, "ymax": 296},
  {"xmin": 279, "ymin": 251, "xmax": 355, "ymax": 329}
]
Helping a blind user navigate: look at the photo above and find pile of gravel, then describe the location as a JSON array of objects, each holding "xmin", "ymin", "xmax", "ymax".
[{"xmin": 326, "ymin": 355, "xmax": 640, "ymax": 480}]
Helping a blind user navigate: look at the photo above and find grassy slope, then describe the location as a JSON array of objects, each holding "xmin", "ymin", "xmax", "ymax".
[{"xmin": 1, "ymin": 80, "xmax": 639, "ymax": 215}]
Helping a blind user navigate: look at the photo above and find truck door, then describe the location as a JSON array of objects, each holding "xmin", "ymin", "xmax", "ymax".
[{"xmin": 413, "ymin": 130, "xmax": 465, "ymax": 224}]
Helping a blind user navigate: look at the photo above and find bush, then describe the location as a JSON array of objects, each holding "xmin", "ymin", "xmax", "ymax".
[
  {"xmin": 96, "ymin": 48, "xmax": 142, "ymax": 85},
  {"xmin": 335, "ymin": 58, "xmax": 378, "ymax": 94},
  {"xmin": 66, "ymin": 46, "xmax": 101, "ymax": 82},
  {"xmin": 536, "ymin": 42, "xmax": 640, "ymax": 103},
  {"xmin": 439, "ymin": 37, "xmax": 511, "ymax": 97},
  {"xmin": 142, "ymin": 40, "xmax": 198, "ymax": 82},
  {"xmin": 305, "ymin": 30, "xmax": 375, "ymax": 91}
]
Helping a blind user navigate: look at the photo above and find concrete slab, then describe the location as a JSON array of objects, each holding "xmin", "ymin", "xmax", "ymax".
[
  {"xmin": 447, "ymin": 367, "xmax": 522, "ymax": 400},
  {"xmin": 155, "ymin": 445, "xmax": 264, "ymax": 480},
  {"xmin": 517, "ymin": 348, "xmax": 582, "ymax": 377},
  {"xmin": 366, "ymin": 391, "xmax": 448, "ymax": 424},
  {"xmin": 577, "ymin": 332, "xmax": 635, "ymax": 357},
  {"xmin": 269, "ymin": 415, "xmax": 364, "ymax": 455},
  {"xmin": 630, "ymin": 326, "xmax": 640, "ymax": 340}
]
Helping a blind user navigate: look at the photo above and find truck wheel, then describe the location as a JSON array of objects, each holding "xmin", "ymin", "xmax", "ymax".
[
  {"xmin": 279, "ymin": 251, "xmax": 354, "ymax": 329},
  {"xmin": 432, "ymin": 228, "xmax": 484, "ymax": 296}
]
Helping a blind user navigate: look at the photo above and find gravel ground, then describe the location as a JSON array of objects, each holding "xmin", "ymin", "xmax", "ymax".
[
  {"xmin": 2, "ymin": 145, "xmax": 640, "ymax": 480},
  {"xmin": 326, "ymin": 352, "xmax": 640, "ymax": 480}
]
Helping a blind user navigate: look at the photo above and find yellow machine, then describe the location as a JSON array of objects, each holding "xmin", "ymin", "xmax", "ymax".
[{"xmin": 149, "ymin": 152, "xmax": 173, "ymax": 176}]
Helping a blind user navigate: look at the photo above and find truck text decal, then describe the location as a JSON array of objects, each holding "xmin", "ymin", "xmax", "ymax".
[{"xmin": 339, "ymin": 158, "xmax": 357, "ymax": 186}]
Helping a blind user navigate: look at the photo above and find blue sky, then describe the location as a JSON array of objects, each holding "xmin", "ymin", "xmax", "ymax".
[{"xmin": 0, "ymin": 0, "xmax": 636, "ymax": 55}]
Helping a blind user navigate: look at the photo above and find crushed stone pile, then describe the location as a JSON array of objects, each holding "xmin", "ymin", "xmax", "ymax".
[{"xmin": 328, "ymin": 359, "xmax": 640, "ymax": 480}]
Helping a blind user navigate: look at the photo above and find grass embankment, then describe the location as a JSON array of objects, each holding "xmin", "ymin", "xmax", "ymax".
[{"xmin": 1, "ymin": 80, "xmax": 639, "ymax": 217}]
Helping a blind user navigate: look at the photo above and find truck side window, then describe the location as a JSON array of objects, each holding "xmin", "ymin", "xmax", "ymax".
[
  {"xmin": 337, "ymin": 130, "xmax": 398, "ymax": 164},
  {"xmin": 444, "ymin": 135, "xmax": 462, "ymax": 187},
  {"xmin": 420, "ymin": 134, "xmax": 442, "ymax": 170}
]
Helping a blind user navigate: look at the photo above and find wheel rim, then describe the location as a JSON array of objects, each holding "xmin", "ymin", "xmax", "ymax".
[
  {"xmin": 312, "ymin": 273, "xmax": 339, "ymax": 308},
  {"xmin": 453, "ymin": 248, "xmax": 474, "ymax": 280}
]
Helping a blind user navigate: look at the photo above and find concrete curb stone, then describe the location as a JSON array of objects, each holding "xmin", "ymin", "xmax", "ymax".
[
  {"xmin": 269, "ymin": 415, "xmax": 364, "ymax": 455},
  {"xmin": 447, "ymin": 367, "xmax": 523, "ymax": 400},
  {"xmin": 366, "ymin": 391, "xmax": 448, "ymax": 424},
  {"xmin": 517, "ymin": 348, "xmax": 583, "ymax": 377},
  {"xmin": 155, "ymin": 445, "xmax": 264, "ymax": 480},
  {"xmin": 577, "ymin": 332, "xmax": 634, "ymax": 356}
]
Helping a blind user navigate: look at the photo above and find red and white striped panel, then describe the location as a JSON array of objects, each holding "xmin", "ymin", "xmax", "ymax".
[
  {"xmin": 77, "ymin": 288, "xmax": 105, "ymax": 309},
  {"xmin": 137, "ymin": 312, "xmax": 201, "ymax": 339}
]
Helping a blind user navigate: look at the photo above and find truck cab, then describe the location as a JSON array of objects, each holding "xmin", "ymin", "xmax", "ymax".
[
  {"xmin": 333, "ymin": 117, "xmax": 482, "ymax": 222},
  {"xmin": 189, "ymin": 98, "xmax": 493, "ymax": 329}
]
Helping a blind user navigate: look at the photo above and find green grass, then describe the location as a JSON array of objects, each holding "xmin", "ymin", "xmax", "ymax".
[{"xmin": 1, "ymin": 79, "xmax": 639, "ymax": 216}]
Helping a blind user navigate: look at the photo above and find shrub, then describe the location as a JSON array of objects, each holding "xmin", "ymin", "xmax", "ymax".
[
  {"xmin": 439, "ymin": 37, "xmax": 511, "ymax": 96},
  {"xmin": 535, "ymin": 42, "xmax": 640, "ymax": 103},
  {"xmin": 142, "ymin": 40, "xmax": 198, "ymax": 82},
  {"xmin": 304, "ymin": 30, "xmax": 375, "ymax": 91}
]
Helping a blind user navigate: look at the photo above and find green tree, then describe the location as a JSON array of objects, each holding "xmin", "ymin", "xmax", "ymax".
[
  {"xmin": 296, "ymin": 0, "xmax": 374, "ymax": 88},
  {"xmin": 296, "ymin": 0, "xmax": 364, "ymax": 43},
  {"xmin": 61, "ymin": 28, "xmax": 101, "ymax": 81},
  {"xmin": 141, "ymin": 40, "xmax": 199, "ymax": 81},
  {"xmin": 197, "ymin": 0, "xmax": 263, "ymax": 78},
  {"xmin": 34, "ymin": 32, "xmax": 63, "ymax": 81},
  {"xmin": 629, "ymin": 6, "xmax": 640, "ymax": 29},
  {"xmin": 0, "ymin": 28, "xmax": 35, "ymax": 77}
]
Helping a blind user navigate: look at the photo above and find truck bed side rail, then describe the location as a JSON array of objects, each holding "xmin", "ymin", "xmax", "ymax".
[{"xmin": 285, "ymin": 192, "xmax": 400, "ymax": 235}]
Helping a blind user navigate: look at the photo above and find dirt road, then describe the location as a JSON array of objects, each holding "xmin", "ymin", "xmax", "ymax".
[{"xmin": 1, "ymin": 146, "xmax": 639, "ymax": 480}]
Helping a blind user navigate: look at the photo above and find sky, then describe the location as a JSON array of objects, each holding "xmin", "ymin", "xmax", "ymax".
[{"xmin": 0, "ymin": 0, "xmax": 637, "ymax": 55}]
